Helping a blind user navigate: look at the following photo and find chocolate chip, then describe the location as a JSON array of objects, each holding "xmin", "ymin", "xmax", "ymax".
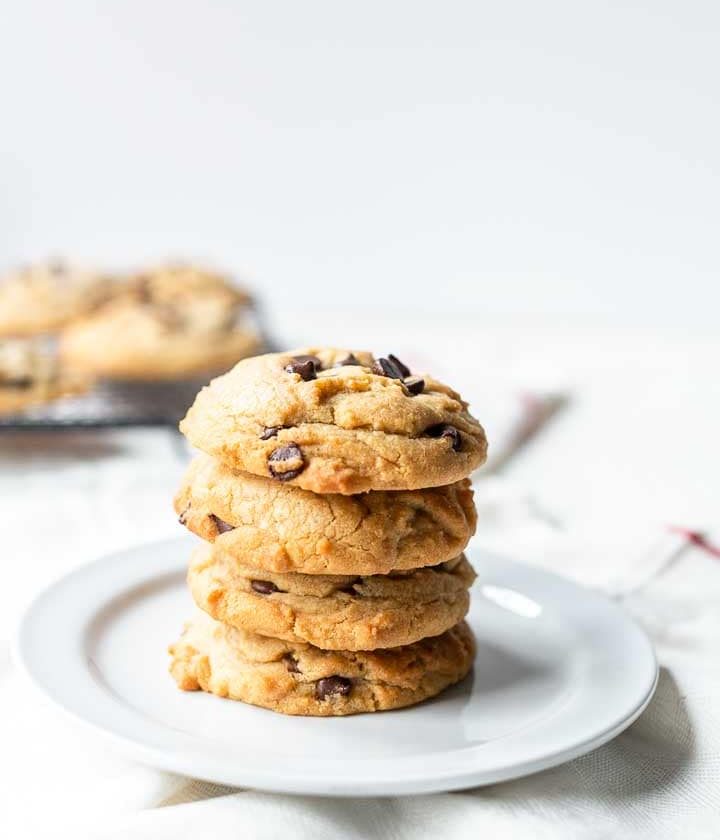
[
  {"xmin": 178, "ymin": 504, "xmax": 191, "ymax": 525},
  {"xmin": 2, "ymin": 376, "xmax": 33, "ymax": 389},
  {"xmin": 372, "ymin": 357, "xmax": 403, "ymax": 379},
  {"xmin": 251, "ymin": 579, "xmax": 279, "ymax": 594},
  {"xmin": 403, "ymin": 376, "xmax": 425, "ymax": 396},
  {"xmin": 373, "ymin": 354, "xmax": 413, "ymax": 380},
  {"xmin": 260, "ymin": 426, "xmax": 281, "ymax": 440},
  {"xmin": 283, "ymin": 653, "xmax": 301, "ymax": 673},
  {"xmin": 284, "ymin": 354, "xmax": 321, "ymax": 381},
  {"xmin": 284, "ymin": 359, "xmax": 316, "ymax": 381},
  {"xmin": 210, "ymin": 513, "xmax": 235, "ymax": 534},
  {"xmin": 426, "ymin": 423, "xmax": 462, "ymax": 451},
  {"xmin": 268, "ymin": 443, "xmax": 305, "ymax": 481},
  {"xmin": 315, "ymin": 676, "xmax": 352, "ymax": 700},
  {"xmin": 388, "ymin": 354, "xmax": 411, "ymax": 378},
  {"xmin": 334, "ymin": 353, "xmax": 361, "ymax": 367}
]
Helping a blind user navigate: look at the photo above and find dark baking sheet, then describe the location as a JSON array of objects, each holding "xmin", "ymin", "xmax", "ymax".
[{"xmin": 0, "ymin": 379, "xmax": 208, "ymax": 429}]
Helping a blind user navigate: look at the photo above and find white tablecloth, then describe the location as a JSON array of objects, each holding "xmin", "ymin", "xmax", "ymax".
[{"xmin": 2, "ymin": 322, "xmax": 718, "ymax": 839}]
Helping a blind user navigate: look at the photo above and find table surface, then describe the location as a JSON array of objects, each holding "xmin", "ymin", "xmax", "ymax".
[{"xmin": 2, "ymin": 316, "xmax": 718, "ymax": 838}]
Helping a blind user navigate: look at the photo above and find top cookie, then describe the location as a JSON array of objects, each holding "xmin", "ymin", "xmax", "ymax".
[
  {"xmin": 0, "ymin": 260, "xmax": 114, "ymax": 337},
  {"xmin": 60, "ymin": 263, "xmax": 261, "ymax": 380},
  {"xmin": 180, "ymin": 348, "xmax": 487, "ymax": 493}
]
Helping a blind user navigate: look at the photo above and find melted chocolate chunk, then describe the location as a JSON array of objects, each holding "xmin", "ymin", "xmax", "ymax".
[
  {"xmin": 260, "ymin": 426, "xmax": 281, "ymax": 440},
  {"xmin": 283, "ymin": 653, "xmax": 301, "ymax": 673},
  {"xmin": 403, "ymin": 376, "xmax": 425, "ymax": 396},
  {"xmin": 210, "ymin": 513, "xmax": 235, "ymax": 534},
  {"xmin": 284, "ymin": 357, "xmax": 317, "ymax": 381},
  {"xmin": 426, "ymin": 423, "xmax": 462, "ymax": 451},
  {"xmin": 387, "ymin": 354, "xmax": 411, "ymax": 378},
  {"xmin": 285, "ymin": 354, "xmax": 322, "ymax": 381},
  {"xmin": 268, "ymin": 443, "xmax": 305, "ymax": 481},
  {"xmin": 334, "ymin": 353, "xmax": 361, "ymax": 367},
  {"xmin": 315, "ymin": 676, "xmax": 352, "ymax": 700},
  {"xmin": 251, "ymin": 579, "xmax": 279, "ymax": 595}
]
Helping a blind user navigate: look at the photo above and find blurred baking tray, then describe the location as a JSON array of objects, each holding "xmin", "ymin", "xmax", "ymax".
[{"xmin": 0, "ymin": 379, "xmax": 209, "ymax": 429}]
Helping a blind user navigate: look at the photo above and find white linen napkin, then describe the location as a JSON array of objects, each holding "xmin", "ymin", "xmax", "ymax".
[
  {"xmin": 2, "ymin": 408, "xmax": 719, "ymax": 839},
  {"xmin": 92, "ymin": 515, "xmax": 720, "ymax": 840}
]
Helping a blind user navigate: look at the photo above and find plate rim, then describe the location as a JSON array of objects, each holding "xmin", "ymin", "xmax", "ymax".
[{"xmin": 12, "ymin": 537, "xmax": 659, "ymax": 796}]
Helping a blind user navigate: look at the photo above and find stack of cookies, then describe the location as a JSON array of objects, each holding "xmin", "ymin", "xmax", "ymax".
[{"xmin": 170, "ymin": 348, "xmax": 487, "ymax": 716}]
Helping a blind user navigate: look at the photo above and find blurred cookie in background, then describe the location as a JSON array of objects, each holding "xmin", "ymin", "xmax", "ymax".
[
  {"xmin": 0, "ymin": 260, "xmax": 116, "ymax": 337},
  {"xmin": 0, "ymin": 337, "xmax": 92, "ymax": 415},
  {"xmin": 60, "ymin": 263, "xmax": 263, "ymax": 381}
]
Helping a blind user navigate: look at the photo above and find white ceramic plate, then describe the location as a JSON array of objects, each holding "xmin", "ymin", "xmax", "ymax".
[{"xmin": 13, "ymin": 538, "xmax": 657, "ymax": 796}]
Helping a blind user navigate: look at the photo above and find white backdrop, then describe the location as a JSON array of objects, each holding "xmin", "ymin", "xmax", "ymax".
[{"xmin": 1, "ymin": 1, "xmax": 718, "ymax": 328}]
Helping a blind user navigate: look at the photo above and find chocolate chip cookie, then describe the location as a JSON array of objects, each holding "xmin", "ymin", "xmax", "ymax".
[
  {"xmin": 0, "ymin": 260, "xmax": 115, "ymax": 337},
  {"xmin": 175, "ymin": 454, "xmax": 476, "ymax": 574},
  {"xmin": 60, "ymin": 263, "xmax": 261, "ymax": 380},
  {"xmin": 180, "ymin": 349, "xmax": 488, "ymax": 493},
  {"xmin": 169, "ymin": 610, "xmax": 475, "ymax": 716},
  {"xmin": 188, "ymin": 543, "xmax": 475, "ymax": 650}
]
